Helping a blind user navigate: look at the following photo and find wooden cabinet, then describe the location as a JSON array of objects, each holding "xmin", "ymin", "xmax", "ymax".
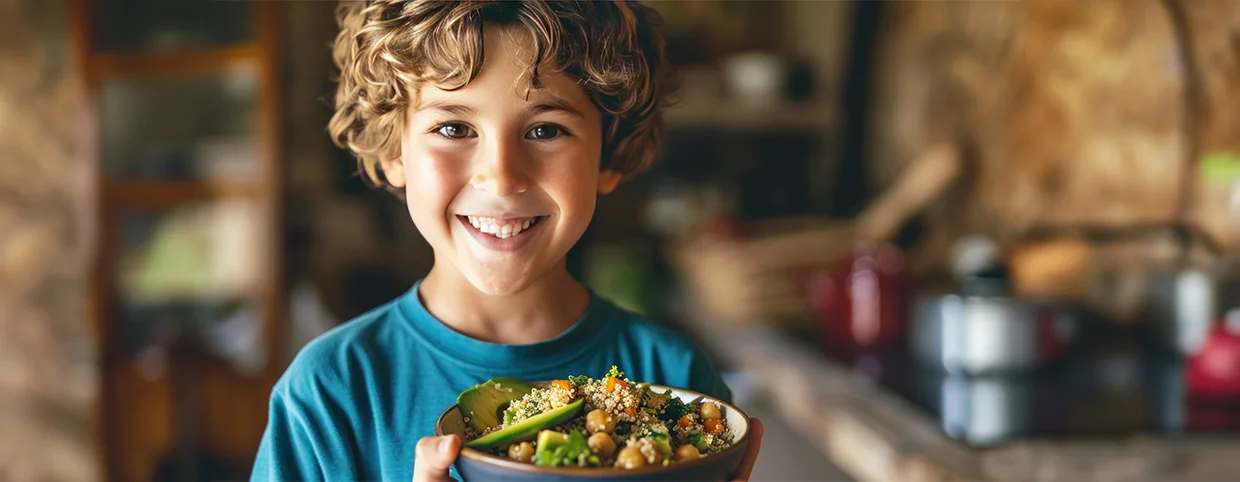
[{"xmin": 70, "ymin": 2, "xmax": 285, "ymax": 480}]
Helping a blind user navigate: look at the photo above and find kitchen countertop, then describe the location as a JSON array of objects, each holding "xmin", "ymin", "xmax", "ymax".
[{"xmin": 671, "ymin": 297, "xmax": 1240, "ymax": 482}]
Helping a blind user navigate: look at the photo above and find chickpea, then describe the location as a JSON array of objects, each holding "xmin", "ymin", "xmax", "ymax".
[
  {"xmin": 616, "ymin": 446, "xmax": 646, "ymax": 469},
  {"xmin": 674, "ymin": 444, "xmax": 701, "ymax": 461},
  {"xmin": 585, "ymin": 409, "xmax": 616, "ymax": 434},
  {"xmin": 587, "ymin": 432, "xmax": 616, "ymax": 459},
  {"xmin": 700, "ymin": 402, "xmax": 722, "ymax": 420},
  {"xmin": 508, "ymin": 442, "xmax": 534, "ymax": 463}
]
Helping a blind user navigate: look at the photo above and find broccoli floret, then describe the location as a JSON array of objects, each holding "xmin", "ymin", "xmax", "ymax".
[
  {"xmin": 604, "ymin": 365, "xmax": 624, "ymax": 379},
  {"xmin": 659, "ymin": 394, "xmax": 691, "ymax": 422},
  {"xmin": 568, "ymin": 375, "xmax": 590, "ymax": 386}
]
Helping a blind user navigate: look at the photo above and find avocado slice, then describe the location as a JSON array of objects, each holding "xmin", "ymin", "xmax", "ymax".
[
  {"xmin": 457, "ymin": 377, "xmax": 536, "ymax": 432},
  {"xmin": 464, "ymin": 398, "xmax": 585, "ymax": 450}
]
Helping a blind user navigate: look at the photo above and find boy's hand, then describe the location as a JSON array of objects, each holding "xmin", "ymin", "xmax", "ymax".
[
  {"xmin": 413, "ymin": 435, "xmax": 461, "ymax": 482},
  {"xmin": 731, "ymin": 418, "xmax": 764, "ymax": 481}
]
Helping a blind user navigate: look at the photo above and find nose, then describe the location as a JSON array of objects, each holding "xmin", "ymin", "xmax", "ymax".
[{"xmin": 469, "ymin": 135, "xmax": 529, "ymax": 197}]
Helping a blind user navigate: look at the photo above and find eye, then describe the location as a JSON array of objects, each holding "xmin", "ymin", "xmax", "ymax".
[
  {"xmin": 433, "ymin": 123, "xmax": 476, "ymax": 140},
  {"xmin": 526, "ymin": 124, "xmax": 567, "ymax": 141}
]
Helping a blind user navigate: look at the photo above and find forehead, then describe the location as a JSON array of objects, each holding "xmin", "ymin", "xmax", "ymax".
[{"xmin": 413, "ymin": 25, "xmax": 591, "ymax": 111}]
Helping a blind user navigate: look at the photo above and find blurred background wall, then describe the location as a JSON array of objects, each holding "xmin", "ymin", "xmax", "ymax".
[
  {"xmin": 4, "ymin": 0, "xmax": 1240, "ymax": 480},
  {"xmin": 0, "ymin": 0, "xmax": 100, "ymax": 480}
]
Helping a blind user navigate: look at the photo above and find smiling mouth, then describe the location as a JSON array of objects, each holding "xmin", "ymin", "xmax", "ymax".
[{"xmin": 459, "ymin": 215, "xmax": 545, "ymax": 239}]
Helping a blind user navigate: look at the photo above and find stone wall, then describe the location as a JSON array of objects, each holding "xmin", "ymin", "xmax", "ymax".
[{"xmin": 0, "ymin": 0, "xmax": 101, "ymax": 479}]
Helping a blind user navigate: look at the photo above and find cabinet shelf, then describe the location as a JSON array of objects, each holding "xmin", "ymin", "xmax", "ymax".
[
  {"xmin": 665, "ymin": 100, "xmax": 836, "ymax": 131},
  {"xmin": 89, "ymin": 44, "xmax": 262, "ymax": 79},
  {"xmin": 103, "ymin": 179, "xmax": 262, "ymax": 210}
]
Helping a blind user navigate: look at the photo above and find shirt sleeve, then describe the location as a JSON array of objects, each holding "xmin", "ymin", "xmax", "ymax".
[
  {"xmin": 688, "ymin": 347, "xmax": 734, "ymax": 404},
  {"xmin": 250, "ymin": 380, "xmax": 358, "ymax": 482}
]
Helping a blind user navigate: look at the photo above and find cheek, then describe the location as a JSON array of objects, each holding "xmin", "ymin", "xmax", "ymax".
[
  {"xmin": 403, "ymin": 148, "xmax": 468, "ymax": 215},
  {"xmin": 537, "ymin": 150, "xmax": 601, "ymax": 215}
]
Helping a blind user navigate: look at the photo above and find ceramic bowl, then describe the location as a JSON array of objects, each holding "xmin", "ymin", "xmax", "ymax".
[{"xmin": 435, "ymin": 384, "xmax": 751, "ymax": 482}]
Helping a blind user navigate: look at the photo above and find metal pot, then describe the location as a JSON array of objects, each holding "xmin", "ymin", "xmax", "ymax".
[
  {"xmin": 912, "ymin": 269, "xmax": 1075, "ymax": 375},
  {"xmin": 911, "ymin": 370, "xmax": 1035, "ymax": 446},
  {"xmin": 1143, "ymin": 267, "xmax": 1217, "ymax": 356}
]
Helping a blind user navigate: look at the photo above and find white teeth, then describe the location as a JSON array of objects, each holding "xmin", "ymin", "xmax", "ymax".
[{"xmin": 465, "ymin": 216, "xmax": 540, "ymax": 239}]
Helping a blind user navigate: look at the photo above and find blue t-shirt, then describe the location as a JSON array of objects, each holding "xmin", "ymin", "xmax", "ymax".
[{"xmin": 250, "ymin": 281, "xmax": 732, "ymax": 481}]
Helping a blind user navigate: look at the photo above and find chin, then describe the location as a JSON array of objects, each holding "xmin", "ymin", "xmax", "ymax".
[{"xmin": 462, "ymin": 269, "xmax": 539, "ymax": 297}]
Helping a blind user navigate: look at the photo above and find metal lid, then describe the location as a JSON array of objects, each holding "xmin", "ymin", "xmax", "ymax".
[{"xmin": 960, "ymin": 266, "xmax": 1012, "ymax": 298}]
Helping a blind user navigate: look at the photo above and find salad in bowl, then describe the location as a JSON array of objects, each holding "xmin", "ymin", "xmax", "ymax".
[{"xmin": 436, "ymin": 367, "xmax": 751, "ymax": 481}]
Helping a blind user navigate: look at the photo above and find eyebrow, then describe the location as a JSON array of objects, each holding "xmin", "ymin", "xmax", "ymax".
[
  {"xmin": 413, "ymin": 96, "xmax": 586, "ymax": 119},
  {"xmin": 414, "ymin": 100, "xmax": 477, "ymax": 117},
  {"xmin": 527, "ymin": 96, "xmax": 585, "ymax": 119}
]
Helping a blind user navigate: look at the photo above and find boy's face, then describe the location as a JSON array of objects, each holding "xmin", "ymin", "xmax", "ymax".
[{"xmin": 383, "ymin": 26, "xmax": 621, "ymax": 296}]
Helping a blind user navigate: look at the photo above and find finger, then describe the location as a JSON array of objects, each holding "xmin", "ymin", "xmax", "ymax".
[
  {"xmin": 413, "ymin": 435, "xmax": 461, "ymax": 482},
  {"xmin": 732, "ymin": 418, "xmax": 764, "ymax": 482}
]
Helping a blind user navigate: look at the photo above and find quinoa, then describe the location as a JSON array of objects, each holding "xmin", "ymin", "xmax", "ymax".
[
  {"xmin": 580, "ymin": 377, "xmax": 642, "ymax": 422},
  {"xmin": 628, "ymin": 437, "xmax": 662, "ymax": 466}
]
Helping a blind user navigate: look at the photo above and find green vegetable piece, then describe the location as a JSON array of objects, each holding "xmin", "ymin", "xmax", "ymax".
[
  {"xmin": 533, "ymin": 430, "xmax": 597, "ymax": 467},
  {"xmin": 532, "ymin": 431, "xmax": 568, "ymax": 466},
  {"xmin": 687, "ymin": 431, "xmax": 708, "ymax": 452},
  {"xmin": 456, "ymin": 377, "xmax": 536, "ymax": 432},
  {"xmin": 654, "ymin": 436, "xmax": 672, "ymax": 457},
  {"xmin": 464, "ymin": 398, "xmax": 585, "ymax": 450}
]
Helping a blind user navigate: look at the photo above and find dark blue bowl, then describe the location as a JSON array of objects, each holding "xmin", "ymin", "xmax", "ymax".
[{"xmin": 435, "ymin": 384, "xmax": 751, "ymax": 481}]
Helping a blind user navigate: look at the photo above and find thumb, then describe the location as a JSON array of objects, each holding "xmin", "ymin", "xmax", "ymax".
[{"xmin": 413, "ymin": 435, "xmax": 461, "ymax": 482}]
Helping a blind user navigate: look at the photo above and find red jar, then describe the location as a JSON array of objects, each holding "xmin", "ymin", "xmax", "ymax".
[
  {"xmin": 1186, "ymin": 310, "xmax": 1240, "ymax": 400},
  {"xmin": 805, "ymin": 242, "xmax": 907, "ymax": 357}
]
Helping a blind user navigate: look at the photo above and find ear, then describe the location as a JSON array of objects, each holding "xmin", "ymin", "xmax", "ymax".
[
  {"xmin": 379, "ymin": 156, "xmax": 406, "ymax": 188},
  {"xmin": 597, "ymin": 169, "xmax": 622, "ymax": 194}
]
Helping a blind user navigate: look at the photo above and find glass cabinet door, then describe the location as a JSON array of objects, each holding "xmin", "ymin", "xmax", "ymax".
[
  {"xmin": 99, "ymin": 64, "xmax": 261, "ymax": 180},
  {"xmin": 114, "ymin": 201, "xmax": 263, "ymax": 356}
]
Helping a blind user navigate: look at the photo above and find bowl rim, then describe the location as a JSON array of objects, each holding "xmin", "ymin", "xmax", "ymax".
[{"xmin": 434, "ymin": 383, "xmax": 752, "ymax": 477}]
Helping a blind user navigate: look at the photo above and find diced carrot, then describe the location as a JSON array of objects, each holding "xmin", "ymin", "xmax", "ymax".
[
  {"xmin": 678, "ymin": 416, "xmax": 692, "ymax": 428},
  {"xmin": 625, "ymin": 406, "xmax": 636, "ymax": 417},
  {"xmin": 605, "ymin": 377, "xmax": 628, "ymax": 393},
  {"xmin": 705, "ymin": 419, "xmax": 724, "ymax": 435},
  {"xmin": 552, "ymin": 380, "xmax": 573, "ymax": 390}
]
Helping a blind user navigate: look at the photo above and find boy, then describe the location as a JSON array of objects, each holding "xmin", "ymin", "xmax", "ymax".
[{"xmin": 252, "ymin": 1, "xmax": 763, "ymax": 481}]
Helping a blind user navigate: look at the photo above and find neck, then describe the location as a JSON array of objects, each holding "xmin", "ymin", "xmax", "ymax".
[{"xmin": 418, "ymin": 259, "xmax": 591, "ymax": 345}]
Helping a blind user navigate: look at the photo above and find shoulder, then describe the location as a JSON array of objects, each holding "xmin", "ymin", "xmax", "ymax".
[
  {"xmin": 608, "ymin": 307, "xmax": 700, "ymax": 355},
  {"xmin": 595, "ymin": 300, "xmax": 734, "ymax": 402},
  {"xmin": 273, "ymin": 300, "xmax": 402, "ymax": 403}
]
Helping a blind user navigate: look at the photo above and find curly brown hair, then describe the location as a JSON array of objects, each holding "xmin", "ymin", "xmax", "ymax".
[{"xmin": 329, "ymin": 0, "xmax": 677, "ymax": 189}]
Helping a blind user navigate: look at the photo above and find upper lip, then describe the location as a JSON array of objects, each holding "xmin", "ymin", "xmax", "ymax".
[{"xmin": 458, "ymin": 213, "xmax": 544, "ymax": 220}]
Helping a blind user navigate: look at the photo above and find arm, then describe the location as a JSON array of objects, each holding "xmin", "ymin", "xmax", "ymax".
[{"xmin": 687, "ymin": 347, "xmax": 734, "ymax": 404}]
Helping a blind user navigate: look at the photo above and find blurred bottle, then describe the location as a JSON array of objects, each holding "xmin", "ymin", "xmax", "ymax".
[
  {"xmin": 1185, "ymin": 309, "xmax": 1240, "ymax": 400},
  {"xmin": 810, "ymin": 241, "xmax": 907, "ymax": 357}
]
